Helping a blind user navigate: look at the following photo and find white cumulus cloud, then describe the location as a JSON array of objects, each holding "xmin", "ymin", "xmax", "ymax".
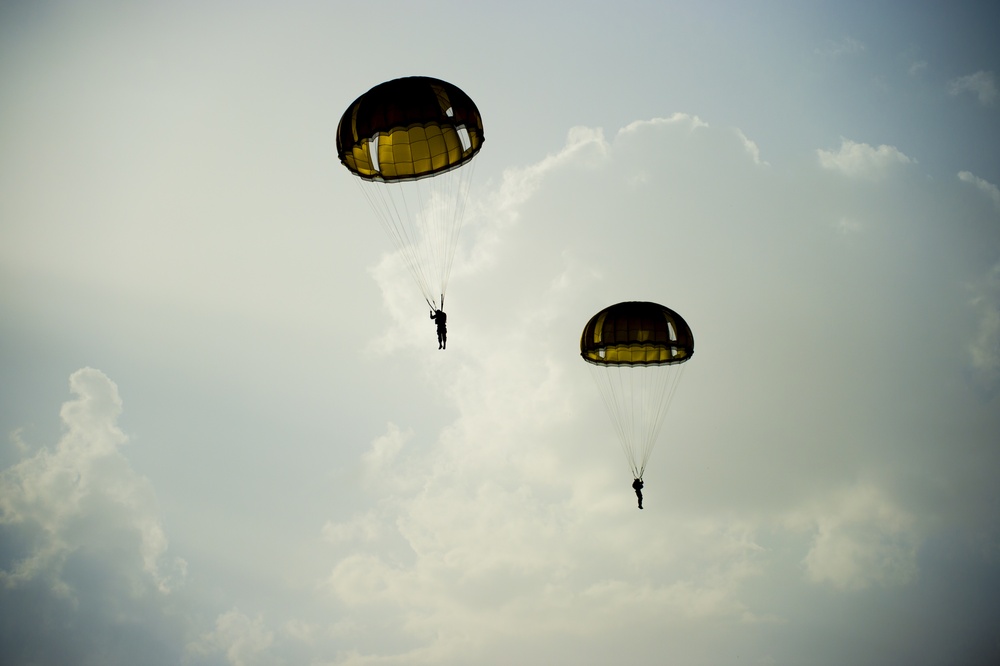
[
  {"xmin": 949, "ymin": 70, "xmax": 998, "ymax": 106},
  {"xmin": 786, "ymin": 484, "xmax": 921, "ymax": 590},
  {"xmin": 735, "ymin": 128, "xmax": 769, "ymax": 166},
  {"xmin": 966, "ymin": 262, "xmax": 1000, "ymax": 396},
  {"xmin": 0, "ymin": 367, "xmax": 184, "ymax": 595},
  {"xmin": 817, "ymin": 138, "xmax": 915, "ymax": 179},
  {"xmin": 189, "ymin": 609, "xmax": 275, "ymax": 666},
  {"xmin": 959, "ymin": 170, "xmax": 1000, "ymax": 211},
  {"xmin": 0, "ymin": 368, "xmax": 189, "ymax": 664}
]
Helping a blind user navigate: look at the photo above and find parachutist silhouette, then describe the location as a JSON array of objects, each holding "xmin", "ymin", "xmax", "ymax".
[
  {"xmin": 632, "ymin": 478, "xmax": 644, "ymax": 509},
  {"xmin": 430, "ymin": 309, "xmax": 447, "ymax": 349}
]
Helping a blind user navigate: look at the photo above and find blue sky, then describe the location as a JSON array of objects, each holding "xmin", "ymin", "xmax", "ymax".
[{"xmin": 2, "ymin": 2, "xmax": 999, "ymax": 664}]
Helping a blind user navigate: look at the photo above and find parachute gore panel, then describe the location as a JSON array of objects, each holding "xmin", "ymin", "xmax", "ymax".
[
  {"xmin": 337, "ymin": 76, "xmax": 485, "ymax": 182},
  {"xmin": 580, "ymin": 301, "xmax": 694, "ymax": 366}
]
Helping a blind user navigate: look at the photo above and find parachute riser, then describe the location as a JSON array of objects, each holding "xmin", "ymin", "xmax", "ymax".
[{"xmin": 426, "ymin": 294, "xmax": 445, "ymax": 312}]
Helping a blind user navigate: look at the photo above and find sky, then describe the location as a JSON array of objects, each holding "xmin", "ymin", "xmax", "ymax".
[{"xmin": 2, "ymin": 1, "xmax": 1000, "ymax": 664}]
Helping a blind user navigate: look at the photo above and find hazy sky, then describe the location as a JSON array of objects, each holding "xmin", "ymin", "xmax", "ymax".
[{"xmin": 2, "ymin": 2, "xmax": 1000, "ymax": 665}]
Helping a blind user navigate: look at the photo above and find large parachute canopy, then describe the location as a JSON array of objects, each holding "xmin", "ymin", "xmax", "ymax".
[
  {"xmin": 337, "ymin": 76, "xmax": 484, "ymax": 309},
  {"xmin": 580, "ymin": 301, "xmax": 694, "ymax": 480}
]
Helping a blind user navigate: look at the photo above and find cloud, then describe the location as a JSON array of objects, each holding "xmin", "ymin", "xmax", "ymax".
[
  {"xmin": 618, "ymin": 113, "xmax": 710, "ymax": 135},
  {"xmin": 959, "ymin": 170, "xmax": 1000, "ymax": 211},
  {"xmin": 816, "ymin": 36, "xmax": 865, "ymax": 58},
  {"xmin": 966, "ymin": 262, "xmax": 1000, "ymax": 396},
  {"xmin": 735, "ymin": 128, "xmax": 769, "ymax": 166},
  {"xmin": 955, "ymin": 171, "xmax": 1000, "ymax": 395},
  {"xmin": 361, "ymin": 422, "xmax": 410, "ymax": 481},
  {"xmin": 326, "ymin": 240, "xmax": 773, "ymax": 662},
  {"xmin": 4, "ymin": 116, "xmax": 988, "ymax": 666},
  {"xmin": 0, "ymin": 368, "xmax": 187, "ymax": 663},
  {"xmin": 367, "ymin": 110, "xmax": 763, "ymax": 356},
  {"xmin": 817, "ymin": 138, "xmax": 915, "ymax": 179},
  {"xmin": 835, "ymin": 216, "xmax": 863, "ymax": 234},
  {"xmin": 364, "ymin": 124, "xmax": 612, "ymax": 356},
  {"xmin": 909, "ymin": 60, "xmax": 928, "ymax": 77},
  {"xmin": 948, "ymin": 70, "xmax": 998, "ymax": 106},
  {"xmin": 324, "ymin": 479, "xmax": 771, "ymax": 663},
  {"xmin": 786, "ymin": 484, "xmax": 921, "ymax": 590},
  {"xmin": 0, "ymin": 368, "xmax": 183, "ymax": 594},
  {"xmin": 189, "ymin": 609, "xmax": 275, "ymax": 666},
  {"xmin": 332, "ymin": 113, "xmax": 1000, "ymax": 663}
]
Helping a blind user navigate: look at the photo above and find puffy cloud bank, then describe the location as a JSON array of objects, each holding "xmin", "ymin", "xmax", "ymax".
[
  {"xmin": 4, "ymin": 114, "xmax": 999, "ymax": 665},
  {"xmin": 0, "ymin": 368, "xmax": 187, "ymax": 664},
  {"xmin": 321, "ymin": 118, "xmax": 1000, "ymax": 665}
]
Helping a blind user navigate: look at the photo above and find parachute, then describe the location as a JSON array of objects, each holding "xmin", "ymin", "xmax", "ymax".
[
  {"xmin": 580, "ymin": 301, "xmax": 694, "ymax": 480},
  {"xmin": 336, "ymin": 76, "xmax": 485, "ymax": 310}
]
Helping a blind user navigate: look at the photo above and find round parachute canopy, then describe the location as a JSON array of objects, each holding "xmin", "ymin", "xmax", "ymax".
[
  {"xmin": 580, "ymin": 301, "xmax": 694, "ymax": 480},
  {"xmin": 580, "ymin": 301, "xmax": 694, "ymax": 366},
  {"xmin": 337, "ymin": 76, "xmax": 485, "ymax": 182}
]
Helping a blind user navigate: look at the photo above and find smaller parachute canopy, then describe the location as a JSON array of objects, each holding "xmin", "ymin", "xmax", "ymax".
[
  {"xmin": 580, "ymin": 301, "xmax": 694, "ymax": 366},
  {"xmin": 337, "ymin": 76, "xmax": 485, "ymax": 182}
]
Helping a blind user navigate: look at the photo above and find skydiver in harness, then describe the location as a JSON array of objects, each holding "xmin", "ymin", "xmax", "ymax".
[
  {"xmin": 430, "ymin": 308, "xmax": 447, "ymax": 350},
  {"xmin": 632, "ymin": 478, "xmax": 644, "ymax": 510}
]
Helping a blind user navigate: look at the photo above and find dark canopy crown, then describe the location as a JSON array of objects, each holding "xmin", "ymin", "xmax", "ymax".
[
  {"xmin": 580, "ymin": 301, "xmax": 694, "ymax": 366},
  {"xmin": 337, "ymin": 76, "xmax": 485, "ymax": 182}
]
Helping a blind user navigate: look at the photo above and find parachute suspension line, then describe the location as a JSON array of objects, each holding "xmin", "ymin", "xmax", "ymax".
[
  {"xmin": 588, "ymin": 363, "xmax": 686, "ymax": 481},
  {"xmin": 656, "ymin": 363, "xmax": 686, "ymax": 470},
  {"xmin": 423, "ymin": 170, "xmax": 449, "ymax": 304},
  {"xmin": 351, "ymin": 176, "xmax": 438, "ymax": 308},
  {"xmin": 625, "ymin": 366, "xmax": 664, "ymax": 475},
  {"xmin": 631, "ymin": 367, "xmax": 650, "ymax": 480},
  {"xmin": 407, "ymin": 177, "xmax": 437, "ymax": 305},
  {"xmin": 594, "ymin": 372, "xmax": 634, "ymax": 477},
  {"xmin": 630, "ymin": 366, "xmax": 652, "ymax": 479},
  {"xmin": 628, "ymin": 366, "xmax": 658, "ymax": 479},
  {"xmin": 589, "ymin": 365, "xmax": 641, "ymax": 479},
  {"xmin": 339, "ymin": 78, "xmax": 483, "ymax": 310},
  {"xmin": 353, "ymin": 161, "xmax": 473, "ymax": 309},
  {"xmin": 618, "ymin": 366, "xmax": 643, "ymax": 479},
  {"xmin": 414, "ymin": 158, "xmax": 475, "ymax": 306},
  {"xmin": 438, "ymin": 158, "xmax": 477, "ymax": 302},
  {"xmin": 353, "ymin": 177, "xmax": 424, "ymax": 291},
  {"xmin": 636, "ymin": 363, "xmax": 685, "ymax": 478},
  {"xmin": 428, "ymin": 160, "xmax": 475, "ymax": 306}
]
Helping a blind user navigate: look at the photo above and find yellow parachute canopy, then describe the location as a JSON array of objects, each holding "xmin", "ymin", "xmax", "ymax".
[
  {"xmin": 580, "ymin": 301, "xmax": 694, "ymax": 479},
  {"xmin": 337, "ymin": 76, "xmax": 484, "ymax": 182},
  {"xmin": 581, "ymin": 301, "xmax": 694, "ymax": 366},
  {"xmin": 336, "ymin": 76, "xmax": 484, "ymax": 309}
]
